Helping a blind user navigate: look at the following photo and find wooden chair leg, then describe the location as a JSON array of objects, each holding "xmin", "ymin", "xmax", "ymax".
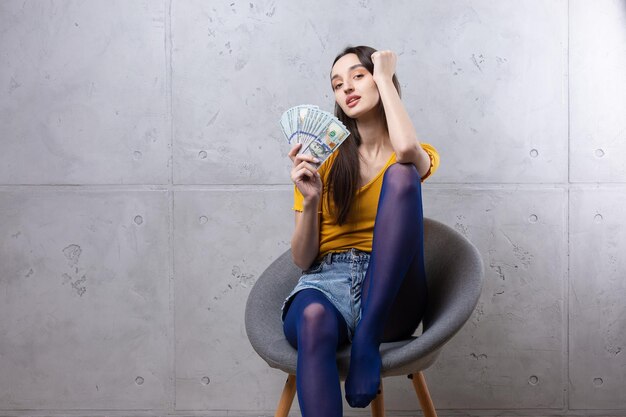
[
  {"xmin": 275, "ymin": 374, "xmax": 296, "ymax": 417},
  {"xmin": 370, "ymin": 381, "xmax": 385, "ymax": 417},
  {"xmin": 409, "ymin": 372, "xmax": 437, "ymax": 417}
]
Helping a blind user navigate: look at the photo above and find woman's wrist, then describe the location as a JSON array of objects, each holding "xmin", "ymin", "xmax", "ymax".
[
  {"xmin": 373, "ymin": 76, "xmax": 395, "ymax": 90},
  {"xmin": 302, "ymin": 195, "xmax": 320, "ymax": 209}
]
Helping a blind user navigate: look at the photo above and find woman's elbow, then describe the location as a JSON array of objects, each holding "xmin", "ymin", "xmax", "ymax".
[
  {"xmin": 395, "ymin": 143, "xmax": 419, "ymax": 163},
  {"xmin": 290, "ymin": 243, "xmax": 314, "ymax": 270},
  {"xmin": 291, "ymin": 254, "xmax": 313, "ymax": 271},
  {"xmin": 396, "ymin": 145, "xmax": 430, "ymax": 176},
  {"xmin": 291, "ymin": 253, "xmax": 305, "ymax": 270}
]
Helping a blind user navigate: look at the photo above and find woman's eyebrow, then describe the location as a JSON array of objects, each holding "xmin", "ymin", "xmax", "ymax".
[{"xmin": 331, "ymin": 64, "xmax": 366, "ymax": 81}]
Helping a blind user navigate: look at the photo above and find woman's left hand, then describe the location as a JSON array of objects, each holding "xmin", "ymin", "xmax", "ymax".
[{"xmin": 371, "ymin": 50, "xmax": 397, "ymax": 83}]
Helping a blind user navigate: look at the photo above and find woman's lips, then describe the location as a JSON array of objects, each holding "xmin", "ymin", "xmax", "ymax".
[{"xmin": 347, "ymin": 97, "xmax": 360, "ymax": 108}]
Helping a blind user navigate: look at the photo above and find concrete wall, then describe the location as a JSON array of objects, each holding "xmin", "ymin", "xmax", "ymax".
[{"xmin": 1, "ymin": 0, "xmax": 625, "ymax": 415}]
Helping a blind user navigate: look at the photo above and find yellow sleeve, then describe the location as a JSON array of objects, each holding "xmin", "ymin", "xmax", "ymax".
[
  {"xmin": 419, "ymin": 142, "xmax": 440, "ymax": 182},
  {"xmin": 293, "ymin": 185, "xmax": 304, "ymax": 212}
]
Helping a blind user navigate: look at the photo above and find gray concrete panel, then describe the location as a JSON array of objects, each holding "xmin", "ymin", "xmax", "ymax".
[
  {"xmin": 0, "ymin": 190, "xmax": 170, "ymax": 409},
  {"xmin": 570, "ymin": 187, "xmax": 626, "ymax": 409},
  {"xmin": 0, "ymin": 1, "xmax": 169, "ymax": 185},
  {"xmin": 406, "ymin": 187, "xmax": 567, "ymax": 409},
  {"xmin": 173, "ymin": 189, "xmax": 293, "ymax": 411},
  {"xmin": 570, "ymin": 0, "xmax": 626, "ymax": 183},
  {"xmin": 402, "ymin": 1, "xmax": 569, "ymax": 184},
  {"xmin": 172, "ymin": 0, "xmax": 567, "ymax": 185},
  {"xmin": 171, "ymin": 0, "xmax": 328, "ymax": 185}
]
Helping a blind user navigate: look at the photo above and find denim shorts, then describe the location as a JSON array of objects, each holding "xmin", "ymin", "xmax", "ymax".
[{"xmin": 280, "ymin": 248, "xmax": 370, "ymax": 341}]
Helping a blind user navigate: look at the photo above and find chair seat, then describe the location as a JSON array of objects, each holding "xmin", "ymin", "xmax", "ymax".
[
  {"xmin": 263, "ymin": 333, "xmax": 442, "ymax": 378},
  {"xmin": 245, "ymin": 218, "xmax": 483, "ymax": 379}
]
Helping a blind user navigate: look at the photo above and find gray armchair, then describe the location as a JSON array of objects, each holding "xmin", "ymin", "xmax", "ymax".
[{"xmin": 245, "ymin": 218, "xmax": 484, "ymax": 417}]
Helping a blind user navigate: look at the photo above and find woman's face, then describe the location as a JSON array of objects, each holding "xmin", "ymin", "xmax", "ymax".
[{"xmin": 330, "ymin": 53, "xmax": 380, "ymax": 119}]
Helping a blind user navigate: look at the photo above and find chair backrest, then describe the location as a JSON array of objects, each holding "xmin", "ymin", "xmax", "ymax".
[{"xmin": 245, "ymin": 217, "xmax": 484, "ymax": 375}]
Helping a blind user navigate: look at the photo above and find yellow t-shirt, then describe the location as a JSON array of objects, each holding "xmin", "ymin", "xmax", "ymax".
[{"xmin": 292, "ymin": 142, "xmax": 440, "ymax": 261}]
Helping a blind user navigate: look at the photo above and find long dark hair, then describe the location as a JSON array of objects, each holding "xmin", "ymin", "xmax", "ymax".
[{"xmin": 326, "ymin": 45, "xmax": 402, "ymax": 225}]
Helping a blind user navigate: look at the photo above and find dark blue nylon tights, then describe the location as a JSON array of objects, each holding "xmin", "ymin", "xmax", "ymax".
[
  {"xmin": 283, "ymin": 288, "xmax": 349, "ymax": 417},
  {"xmin": 282, "ymin": 163, "xmax": 428, "ymax": 415},
  {"xmin": 345, "ymin": 163, "xmax": 428, "ymax": 407}
]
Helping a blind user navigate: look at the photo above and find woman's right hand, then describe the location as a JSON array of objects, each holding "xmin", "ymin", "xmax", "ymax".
[{"xmin": 288, "ymin": 143, "xmax": 322, "ymax": 202}]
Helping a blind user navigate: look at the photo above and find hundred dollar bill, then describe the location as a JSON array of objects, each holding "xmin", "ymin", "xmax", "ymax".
[
  {"xmin": 279, "ymin": 105, "xmax": 350, "ymax": 166},
  {"xmin": 300, "ymin": 120, "xmax": 350, "ymax": 166}
]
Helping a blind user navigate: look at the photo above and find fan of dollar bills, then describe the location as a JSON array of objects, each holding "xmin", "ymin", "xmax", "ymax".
[{"xmin": 279, "ymin": 104, "xmax": 350, "ymax": 165}]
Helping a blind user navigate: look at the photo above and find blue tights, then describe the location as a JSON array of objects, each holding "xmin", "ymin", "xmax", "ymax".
[{"xmin": 282, "ymin": 163, "xmax": 428, "ymax": 415}]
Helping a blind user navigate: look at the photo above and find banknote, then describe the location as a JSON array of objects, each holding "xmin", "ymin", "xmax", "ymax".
[
  {"xmin": 279, "ymin": 104, "xmax": 350, "ymax": 167},
  {"xmin": 299, "ymin": 120, "xmax": 350, "ymax": 165},
  {"xmin": 280, "ymin": 104, "xmax": 318, "ymax": 144}
]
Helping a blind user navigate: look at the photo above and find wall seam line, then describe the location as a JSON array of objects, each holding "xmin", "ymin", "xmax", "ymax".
[
  {"xmin": 565, "ymin": 0, "xmax": 572, "ymax": 412},
  {"xmin": 166, "ymin": 0, "xmax": 176, "ymax": 412}
]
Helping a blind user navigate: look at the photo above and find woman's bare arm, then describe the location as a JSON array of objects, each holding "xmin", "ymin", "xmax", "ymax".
[
  {"xmin": 288, "ymin": 143, "xmax": 322, "ymax": 269},
  {"xmin": 291, "ymin": 200, "xmax": 321, "ymax": 270},
  {"xmin": 371, "ymin": 51, "xmax": 432, "ymax": 177}
]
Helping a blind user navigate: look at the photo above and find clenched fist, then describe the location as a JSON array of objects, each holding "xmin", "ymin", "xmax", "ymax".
[{"xmin": 371, "ymin": 50, "xmax": 397, "ymax": 83}]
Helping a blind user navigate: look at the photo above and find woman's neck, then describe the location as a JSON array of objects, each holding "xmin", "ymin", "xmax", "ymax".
[{"xmin": 356, "ymin": 112, "xmax": 391, "ymax": 159}]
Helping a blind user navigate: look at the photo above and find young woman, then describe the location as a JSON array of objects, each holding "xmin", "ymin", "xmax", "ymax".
[{"xmin": 280, "ymin": 45, "xmax": 440, "ymax": 417}]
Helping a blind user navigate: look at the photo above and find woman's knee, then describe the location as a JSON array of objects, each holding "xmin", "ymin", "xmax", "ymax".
[
  {"xmin": 300, "ymin": 303, "xmax": 339, "ymax": 337},
  {"xmin": 284, "ymin": 289, "xmax": 348, "ymax": 351},
  {"xmin": 381, "ymin": 163, "xmax": 420, "ymax": 195},
  {"xmin": 297, "ymin": 303, "xmax": 343, "ymax": 352}
]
